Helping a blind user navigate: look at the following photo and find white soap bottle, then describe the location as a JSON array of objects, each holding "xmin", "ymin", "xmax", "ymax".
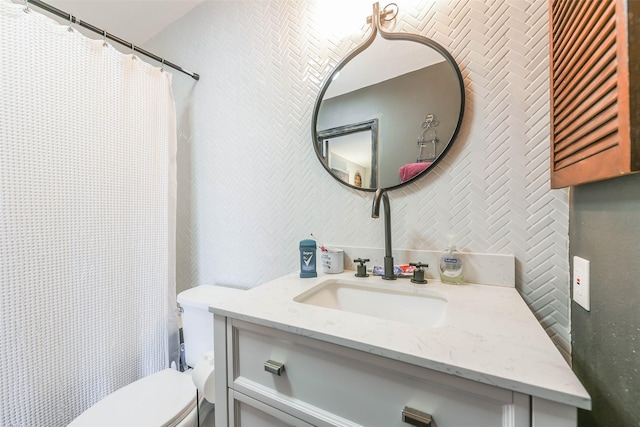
[{"xmin": 439, "ymin": 235, "xmax": 464, "ymax": 285}]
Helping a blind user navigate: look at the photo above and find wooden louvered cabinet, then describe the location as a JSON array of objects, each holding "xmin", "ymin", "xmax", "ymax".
[{"xmin": 549, "ymin": 0, "xmax": 640, "ymax": 188}]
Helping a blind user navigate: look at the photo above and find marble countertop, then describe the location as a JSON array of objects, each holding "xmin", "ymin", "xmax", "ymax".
[{"xmin": 210, "ymin": 271, "xmax": 591, "ymax": 410}]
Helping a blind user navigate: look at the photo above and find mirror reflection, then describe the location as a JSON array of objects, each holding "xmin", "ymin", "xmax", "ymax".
[
  {"xmin": 314, "ymin": 32, "xmax": 464, "ymax": 190},
  {"xmin": 318, "ymin": 119, "xmax": 378, "ymax": 189}
]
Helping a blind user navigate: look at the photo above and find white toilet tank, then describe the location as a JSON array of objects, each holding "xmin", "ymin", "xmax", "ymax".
[{"xmin": 177, "ymin": 285, "xmax": 244, "ymax": 368}]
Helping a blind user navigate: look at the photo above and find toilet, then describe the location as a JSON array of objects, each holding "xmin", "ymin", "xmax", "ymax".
[{"xmin": 68, "ymin": 285, "xmax": 243, "ymax": 427}]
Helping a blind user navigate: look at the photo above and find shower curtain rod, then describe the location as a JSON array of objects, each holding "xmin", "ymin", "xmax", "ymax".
[{"xmin": 24, "ymin": 0, "xmax": 200, "ymax": 81}]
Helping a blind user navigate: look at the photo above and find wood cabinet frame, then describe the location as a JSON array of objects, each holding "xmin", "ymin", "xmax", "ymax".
[{"xmin": 549, "ymin": 0, "xmax": 640, "ymax": 188}]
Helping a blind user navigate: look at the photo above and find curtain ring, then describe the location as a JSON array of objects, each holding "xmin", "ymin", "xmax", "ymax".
[
  {"xmin": 131, "ymin": 42, "xmax": 136, "ymax": 59},
  {"xmin": 67, "ymin": 13, "xmax": 74, "ymax": 32},
  {"xmin": 23, "ymin": 0, "xmax": 29, "ymax": 13},
  {"xmin": 103, "ymin": 30, "xmax": 108, "ymax": 47},
  {"xmin": 160, "ymin": 58, "xmax": 165, "ymax": 72}
]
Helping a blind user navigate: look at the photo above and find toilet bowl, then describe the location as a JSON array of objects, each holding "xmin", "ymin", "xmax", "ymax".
[
  {"xmin": 68, "ymin": 285, "xmax": 243, "ymax": 427},
  {"xmin": 68, "ymin": 368, "xmax": 200, "ymax": 427}
]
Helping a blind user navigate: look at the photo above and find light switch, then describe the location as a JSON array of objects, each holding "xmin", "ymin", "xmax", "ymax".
[{"xmin": 573, "ymin": 256, "xmax": 590, "ymax": 311}]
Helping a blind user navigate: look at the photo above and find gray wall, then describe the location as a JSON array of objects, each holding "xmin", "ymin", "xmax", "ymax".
[{"xmin": 570, "ymin": 173, "xmax": 640, "ymax": 425}]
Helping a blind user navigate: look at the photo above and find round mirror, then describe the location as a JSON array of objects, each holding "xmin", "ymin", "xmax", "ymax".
[{"xmin": 312, "ymin": 25, "xmax": 465, "ymax": 191}]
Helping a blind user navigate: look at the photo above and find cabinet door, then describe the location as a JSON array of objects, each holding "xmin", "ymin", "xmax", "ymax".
[
  {"xmin": 230, "ymin": 390, "xmax": 314, "ymax": 427},
  {"xmin": 549, "ymin": 0, "xmax": 640, "ymax": 188}
]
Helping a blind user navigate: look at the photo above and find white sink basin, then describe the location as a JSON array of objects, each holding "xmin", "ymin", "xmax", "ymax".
[{"xmin": 294, "ymin": 279, "xmax": 447, "ymax": 327}]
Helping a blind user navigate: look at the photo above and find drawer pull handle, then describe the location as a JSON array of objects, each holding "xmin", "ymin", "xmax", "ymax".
[
  {"xmin": 264, "ymin": 360, "xmax": 285, "ymax": 376},
  {"xmin": 402, "ymin": 406, "xmax": 432, "ymax": 427}
]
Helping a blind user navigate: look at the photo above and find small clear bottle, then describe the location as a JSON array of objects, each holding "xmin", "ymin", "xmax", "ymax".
[{"xmin": 439, "ymin": 236, "xmax": 464, "ymax": 285}]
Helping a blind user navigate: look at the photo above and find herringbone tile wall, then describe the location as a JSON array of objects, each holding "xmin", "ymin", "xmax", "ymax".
[{"xmin": 145, "ymin": 0, "xmax": 571, "ymax": 356}]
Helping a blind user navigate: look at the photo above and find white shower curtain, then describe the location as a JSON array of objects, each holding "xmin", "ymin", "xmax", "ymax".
[{"xmin": 0, "ymin": 1, "xmax": 178, "ymax": 425}]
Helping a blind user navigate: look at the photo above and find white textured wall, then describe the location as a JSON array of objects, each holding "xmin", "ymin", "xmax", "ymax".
[{"xmin": 145, "ymin": 0, "xmax": 571, "ymax": 356}]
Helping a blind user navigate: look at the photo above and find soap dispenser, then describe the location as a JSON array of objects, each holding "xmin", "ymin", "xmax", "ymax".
[{"xmin": 439, "ymin": 235, "xmax": 464, "ymax": 285}]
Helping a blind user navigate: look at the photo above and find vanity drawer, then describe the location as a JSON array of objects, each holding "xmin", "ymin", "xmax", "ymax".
[
  {"xmin": 230, "ymin": 389, "xmax": 314, "ymax": 427},
  {"xmin": 228, "ymin": 319, "xmax": 529, "ymax": 427}
]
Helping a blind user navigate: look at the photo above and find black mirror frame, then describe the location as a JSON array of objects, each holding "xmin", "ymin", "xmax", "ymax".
[{"xmin": 311, "ymin": 3, "xmax": 465, "ymax": 192}]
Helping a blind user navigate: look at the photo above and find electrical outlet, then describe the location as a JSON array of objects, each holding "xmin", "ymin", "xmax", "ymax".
[{"xmin": 573, "ymin": 256, "xmax": 590, "ymax": 311}]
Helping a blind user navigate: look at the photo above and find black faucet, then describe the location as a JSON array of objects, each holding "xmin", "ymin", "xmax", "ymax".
[{"xmin": 371, "ymin": 189, "xmax": 396, "ymax": 280}]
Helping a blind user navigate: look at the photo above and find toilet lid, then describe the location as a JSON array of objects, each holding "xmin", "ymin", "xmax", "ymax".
[
  {"xmin": 177, "ymin": 284, "xmax": 244, "ymax": 310},
  {"xmin": 68, "ymin": 369, "xmax": 197, "ymax": 427}
]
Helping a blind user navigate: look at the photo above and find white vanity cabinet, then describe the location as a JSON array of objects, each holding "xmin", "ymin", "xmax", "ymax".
[
  {"xmin": 211, "ymin": 271, "xmax": 589, "ymax": 427},
  {"xmin": 216, "ymin": 317, "xmax": 531, "ymax": 427}
]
